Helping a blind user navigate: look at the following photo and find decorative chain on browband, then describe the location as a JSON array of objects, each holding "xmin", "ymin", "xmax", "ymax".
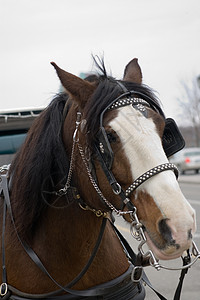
[{"xmin": 109, "ymin": 97, "xmax": 150, "ymax": 110}]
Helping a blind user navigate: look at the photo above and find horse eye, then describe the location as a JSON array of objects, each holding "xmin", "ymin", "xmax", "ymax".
[{"xmin": 106, "ymin": 132, "xmax": 117, "ymax": 143}]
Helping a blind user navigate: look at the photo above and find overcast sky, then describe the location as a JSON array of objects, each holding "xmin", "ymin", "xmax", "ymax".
[{"xmin": 1, "ymin": 0, "xmax": 200, "ymax": 124}]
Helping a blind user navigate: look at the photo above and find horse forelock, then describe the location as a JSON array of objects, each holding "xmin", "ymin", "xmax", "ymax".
[
  {"xmin": 84, "ymin": 77, "xmax": 162, "ymax": 148},
  {"xmin": 9, "ymin": 93, "xmax": 70, "ymax": 238}
]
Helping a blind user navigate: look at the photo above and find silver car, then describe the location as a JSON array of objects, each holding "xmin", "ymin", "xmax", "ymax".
[{"xmin": 170, "ymin": 147, "xmax": 200, "ymax": 174}]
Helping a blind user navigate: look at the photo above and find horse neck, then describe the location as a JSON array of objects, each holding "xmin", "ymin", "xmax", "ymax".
[
  {"xmin": 4, "ymin": 174, "xmax": 129, "ymax": 293},
  {"xmin": 28, "ymin": 200, "xmax": 129, "ymax": 291}
]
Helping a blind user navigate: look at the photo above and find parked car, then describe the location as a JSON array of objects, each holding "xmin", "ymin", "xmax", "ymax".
[
  {"xmin": 169, "ymin": 147, "xmax": 200, "ymax": 174},
  {"xmin": 0, "ymin": 107, "xmax": 43, "ymax": 165}
]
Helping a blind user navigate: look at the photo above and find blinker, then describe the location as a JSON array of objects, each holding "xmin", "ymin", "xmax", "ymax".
[{"xmin": 162, "ymin": 118, "xmax": 185, "ymax": 157}]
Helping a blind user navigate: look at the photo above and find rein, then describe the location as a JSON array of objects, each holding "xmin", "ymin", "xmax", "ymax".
[
  {"xmin": 0, "ymin": 167, "xmax": 106, "ymax": 297},
  {"xmin": 0, "ymin": 166, "xmax": 144, "ymax": 300}
]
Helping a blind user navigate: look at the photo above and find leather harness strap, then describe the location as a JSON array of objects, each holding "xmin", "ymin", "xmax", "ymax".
[
  {"xmin": 7, "ymin": 268, "xmax": 143, "ymax": 300},
  {"xmin": 0, "ymin": 172, "xmax": 143, "ymax": 300}
]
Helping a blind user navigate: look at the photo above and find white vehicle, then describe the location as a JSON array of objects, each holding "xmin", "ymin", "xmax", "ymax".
[{"xmin": 170, "ymin": 147, "xmax": 200, "ymax": 174}]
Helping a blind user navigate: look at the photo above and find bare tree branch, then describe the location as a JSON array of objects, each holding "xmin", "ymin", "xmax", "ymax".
[{"xmin": 177, "ymin": 75, "xmax": 200, "ymax": 146}]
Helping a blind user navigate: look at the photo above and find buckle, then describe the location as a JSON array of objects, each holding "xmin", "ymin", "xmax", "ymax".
[
  {"xmin": 131, "ymin": 266, "xmax": 143, "ymax": 283},
  {"xmin": 0, "ymin": 283, "xmax": 8, "ymax": 296}
]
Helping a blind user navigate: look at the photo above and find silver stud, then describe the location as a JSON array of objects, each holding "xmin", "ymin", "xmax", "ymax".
[{"xmin": 99, "ymin": 142, "xmax": 105, "ymax": 153}]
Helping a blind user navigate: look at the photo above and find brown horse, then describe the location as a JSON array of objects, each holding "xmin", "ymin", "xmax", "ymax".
[{"xmin": 0, "ymin": 57, "xmax": 196, "ymax": 299}]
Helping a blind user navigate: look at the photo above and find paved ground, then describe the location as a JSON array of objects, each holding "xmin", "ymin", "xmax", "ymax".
[{"xmin": 178, "ymin": 173, "xmax": 200, "ymax": 185}]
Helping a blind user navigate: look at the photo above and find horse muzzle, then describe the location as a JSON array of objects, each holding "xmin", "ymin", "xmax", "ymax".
[{"xmin": 145, "ymin": 210, "xmax": 196, "ymax": 260}]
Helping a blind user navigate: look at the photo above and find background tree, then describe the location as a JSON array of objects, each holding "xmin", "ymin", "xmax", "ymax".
[{"xmin": 178, "ymin": 75, "xmax": 200, "ymax": 147}]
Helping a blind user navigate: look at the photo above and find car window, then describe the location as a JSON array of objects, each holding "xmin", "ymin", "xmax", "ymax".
[{"xmin": 184, "ymin": 151, "xmax": 200, "ymax": 156}]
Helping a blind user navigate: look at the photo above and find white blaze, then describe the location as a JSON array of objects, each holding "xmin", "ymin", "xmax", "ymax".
[{"xmin": 109, "ymin": 106, "xmax": 196, "ymax": 254}]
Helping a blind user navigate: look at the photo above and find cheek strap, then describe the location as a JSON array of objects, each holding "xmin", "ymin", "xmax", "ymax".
[{"xmin": 95, "ymin": 145, "xmax": 135, "ymax": 211}]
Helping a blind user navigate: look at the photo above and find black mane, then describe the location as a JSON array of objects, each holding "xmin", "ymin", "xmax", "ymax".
[{"xmin": 9, "ymin": 93, "xmax": 69, "ymax": 238}]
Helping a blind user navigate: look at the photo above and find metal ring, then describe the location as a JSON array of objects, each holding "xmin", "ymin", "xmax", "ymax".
[
  {"xmin": 148, "ymin": 241, "xmax": 200, "ymax": 271},
  {"xmin": 131, "ymin": 266, "xmax": 143, "ymax": 283},
  {"xmin": 112, "ymin": 183, "xmax": 121, "ymax": 195},
  {"xmin": 73, "ymin": 128, "xmax": 79, "ymax": 142},
  {"xmin": 0, "ymin": 283, "xmax": 8, "ymax": 296}
]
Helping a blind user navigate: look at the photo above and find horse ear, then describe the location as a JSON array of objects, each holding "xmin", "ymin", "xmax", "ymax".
[
  {"xmin": 123, "ymin": 58, "xmax": 142, "ymax": 84},
  {"xmin": 51, "ymin": 62, "xmax": 95, "ymax": 108}
]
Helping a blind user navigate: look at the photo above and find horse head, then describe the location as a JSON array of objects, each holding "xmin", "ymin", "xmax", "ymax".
[{"xmin": 51, "ymin": 58, "xmax": 196, "ymax": 262}]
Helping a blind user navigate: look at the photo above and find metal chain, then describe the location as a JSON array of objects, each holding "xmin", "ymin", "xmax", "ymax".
[
  {"xmin": 56, "ymin": 112, "xmax": 133, "ymax": 215},
  {"xmin": 77, "ymin": 143, "xmax": 133, "ymax": 216},
  {"xmin": 56, "ymin": 112, "xmax": 82, "ymax": 196},
  {"xmin": 56, "ymin": 139, "xmax": 76, "ymax": 196}
]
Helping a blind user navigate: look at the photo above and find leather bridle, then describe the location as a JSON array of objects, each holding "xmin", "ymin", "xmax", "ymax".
[
  {"xmin": 73, "ymin": 89, "xmax": 199, "ymax": 272},
  {"xmin": 82, "ymin": 91, "xmax": 179, "ymax": 214}
]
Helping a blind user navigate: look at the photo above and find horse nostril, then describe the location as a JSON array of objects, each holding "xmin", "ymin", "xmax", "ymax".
[
  {"xmin": 188, "ymin": 229, "xmax": 193, "ymax": 240},
  {"xmin": 158, "ymin": 218, "xmax": 175, "ymax": 245}
]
